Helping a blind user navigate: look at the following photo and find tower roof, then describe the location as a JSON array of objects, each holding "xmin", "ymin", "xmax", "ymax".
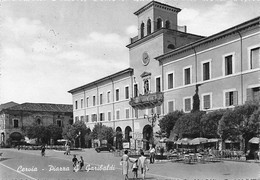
[{"xmin": 134, "ymin": 1, "xmax": 181, "ymax": 16}]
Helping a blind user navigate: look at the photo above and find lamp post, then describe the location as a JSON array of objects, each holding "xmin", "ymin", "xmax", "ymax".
[{"xmin": 144, "ymin": 109, "xmax": 160, "ymax": 145}]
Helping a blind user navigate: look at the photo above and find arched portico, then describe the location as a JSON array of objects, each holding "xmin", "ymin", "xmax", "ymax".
[
  {"xmin": 143, "ymin": 125, "xmax": 153, "ymax": 150},
  {"xmin": 115, "ymin": 127, "xmax": 123, "ymax": 149},
  {"xmin": 124, "ymin": 126, "xmax": 132, "ymax": 142}
]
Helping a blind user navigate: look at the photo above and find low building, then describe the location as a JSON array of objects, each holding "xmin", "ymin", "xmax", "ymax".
[{"xmin": 0, "ymin": 102, "xmax": 73, "ymax": 146}]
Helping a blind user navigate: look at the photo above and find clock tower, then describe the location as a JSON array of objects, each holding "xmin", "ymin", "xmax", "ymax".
[{"xmin": 127, "ymin": 1, "xmax": 203, "ymax": 97}]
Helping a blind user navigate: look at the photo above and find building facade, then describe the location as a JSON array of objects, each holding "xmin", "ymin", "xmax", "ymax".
[
  {"xmin": 69, "ymin": 1, "xmax": 260, "ymax": 149},
  {"xmin": 0, "ymin": 102, "xmax": 73, "ymax": 146}
]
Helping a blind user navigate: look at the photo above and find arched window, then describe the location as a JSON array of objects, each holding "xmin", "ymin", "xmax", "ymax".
[
  {"xmin": 165, "ymin": 20, "xmax": 170, "ymax": 29},
  {"xmin": 157, "ymin": 18, "xmax": 162, "ymax": 30},
  {"xmin": 147, "ymin": 19, "xmax": 151, "ymax": 35},
  {"xmin": 167, "ymin": 44, "xmax": 175, "ymax": 49},
  {"xmin": 140, "ymin": 22, "xmax": 144, "ymax": 38}
]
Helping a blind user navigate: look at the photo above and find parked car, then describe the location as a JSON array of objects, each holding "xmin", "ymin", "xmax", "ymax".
[{"xmin": 95, "ymin": 144, "xmax": 115, "ymax": 153}]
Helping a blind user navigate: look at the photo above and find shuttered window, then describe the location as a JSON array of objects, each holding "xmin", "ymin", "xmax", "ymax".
[
  {"xmin": 108, "ymin": 112, "xmax": 111, "ymax": 121},
  {"xmin": 168, "ymin": 73, "xmax": 173, "ymax": 89},
  {"xmin": 203, "ymin": 95, "xmax": 211, "ymax": 109},
  {"xmin": 126, "ymin": 109, "xmax": 130, "ymax": 119},
  {"xmin": 250, "ymin": 47, "xmax": 260, "ymax": 69},
  {"xmin": 184, "ymin": 98, "xmax": 192, "ymax": 112},
  {"xmin": 184, "ymin": 68, "xmax": 191, "ymax": 85},
  {"xmin": 225, "ymin": 55, "xmax": 233, "ymax": 75},
  {"xmin": 225, "ymin": 91, "xmax": 238, "ymax": 106},
  {"xmin": 156, "ymin": 77, "xmax": 161, "ymax": 92},
  {"xmin": 116, "ymin": 110, "xmax": 120, "ymax": 120},
  {"xmin": 203, "ymin": 62, "xmax": 210, "ymax": 81},
  {"xmin": 168, "ymin": 101, "xmax": 174, "ymax": 113}
]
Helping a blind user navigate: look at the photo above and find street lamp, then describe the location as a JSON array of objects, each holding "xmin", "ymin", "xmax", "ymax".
[{"xmin": 144, "ymin": 109, "xmax": 160, "ymax": 145}]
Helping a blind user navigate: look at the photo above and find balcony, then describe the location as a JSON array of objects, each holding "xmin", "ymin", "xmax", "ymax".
[{"xmin": 129, "ymin": 92, "xmax": 164, "ymax": 109}]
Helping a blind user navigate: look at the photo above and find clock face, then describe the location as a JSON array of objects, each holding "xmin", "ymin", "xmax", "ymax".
[{"xmin": 142, "ymin": 52, "xmax": 150, "ymax": 66}]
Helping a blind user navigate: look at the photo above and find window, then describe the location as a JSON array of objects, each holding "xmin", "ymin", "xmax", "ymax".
[
  {"xmin": 86, "ymin": 97, "xmax": 89, "ymax": 107},
  {"xmin": 134, "ymin": 84, "xmax": 138, "ymax": 97},
  {"xmin": 57, "ymin": 119, "xmax": 62, "ymax": 127},
  {"xmin": 13, "ymin": 119, "xmax": 19, "ymax": 128},
  {"xmin": 100, "ymin": 113, "xmax": 104, "ymax": 121},
  {"xmin": 116, "ymin": 89, "xmax": 119, "ymax": 101},
  {"xmin": 108, "ymin": 112, "xmax": 111, "ymax": 121},
  {"xmin": 36, "ymin": 118, "xmax": 41, "ymax": 125},
  {"xmin": 246, "ymin": 87, "xmax": 260, "ymax": 101},
  {"xmin": 86, "ymin": 115, "xmax": 89, "ymax": 122},
  {"xmin": 116, "ymin": 110, "xmax": 120, "ymax": 120},
  {"xmin": 100, "ymin": 93, "xmax": 103, "ymax": 105},
  {"xmin": 125, "ymin": 86, "xmax": 129, "ymax": 99},
  {"xmin": 168, "ymin": 101, "xmax": 175, "ymax": 113},
  {"xmin": 165, "ymin": 20, "xmax": 170, "ymax": 29},
  {"xmin": 224, "ymin": 55, "xmax": 233, "ymax": 75},
  {"xmin": 91, "ymin": 114, "xmax": 97, "ymax": 122},
  {"xmin": 250, "ymin": 47, "xmax": 260, "ymax": 69},
  {"xmin": 184, "ymin": 98, "xmax": 192, "ymax": 112},
  {"xmin": 202, "ymin": 94, "xmax": 211, "ymax": 110},
  {"xmin": 225, "ymin": 91, "xmax": 238, "ymax": 106},
  {"xmin": 75, "ymin": 100, "xmax": 78, "ymax": 110},
  {"xmin": 81, "ymin": 99, "xmax": 83, "ymax": 108},
  {"xmin": 93, "ymin": 96, "xmax": 96, "ymax": 106},
  {"xmin": 80, "ymin": 116, "xmax": 84, "ymax": 121},
  {"xmin": 156, "ymin": 106, "xmax": 161, "ymax": 115},
  {"xmin": 156, "ymin": 77, "xmax": 161, "ymax": 92},
  {"xmin": 135, "ymin": 109, "xmax": 138, "ymax": 118},
  {"xmin": 157, "ymin": 18, "xmax": 162, "ymax": 30},
  {"xmin": 141, "ymin": 22, "xmax": 144, "ymax": 38},
  {"xmin": 167, "ymin": 73, "xmax": 174, "ymax": 89},
  {"xmin": 144, "ymin": 79, "xmax": 149, "ymax": 94},
  {"xmin": 125, "ymin": 109, "xmax": 130, "ymax": 119},
  {"xmin": 147, "ymin": 19, "xmax": 151, "ymax": 35},
  {"xmin": 202, "ymin": 61, "xmax": 210, "ymax": 81},
  {"xmin": 107, "ymin": 91, "xmax": 110, "ymax": 103},
  {"xmin": 75, "ymin": 116, "xmax": 79, "ymax": 122},
  {"xmin": 184, "ymin": 67, "xmax": 191, "ymax": 85}
]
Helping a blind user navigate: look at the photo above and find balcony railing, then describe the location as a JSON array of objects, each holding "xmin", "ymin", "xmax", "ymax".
[{"xmin": 129, "ymin": 92, "xmax": 164, "ymax": 109}]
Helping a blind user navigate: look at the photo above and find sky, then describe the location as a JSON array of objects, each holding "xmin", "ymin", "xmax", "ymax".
[{"xmin": 0, "ymin": 0, "xmax": 260, "ymax": 105}]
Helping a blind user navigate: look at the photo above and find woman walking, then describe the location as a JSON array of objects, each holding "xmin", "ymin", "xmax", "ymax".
[
  {"xmin": 138, "ymin": 151, "xmax": 149, "ymax": 180},
  {"xmin": 121, "ymin": 150, "xmax": 129, "ymax": 180}
]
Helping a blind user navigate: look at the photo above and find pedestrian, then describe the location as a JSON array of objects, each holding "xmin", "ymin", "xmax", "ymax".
[
  {"xmin": 41, "ymin": 145, "xmax": 45, "ymax": 157},
  {"xmin": 121, "ymin": 150, "xmax": 129, "ymax": 180},
  {"xmin": 132, "ymin": 159, "xmax": 138, "ymax": 179},
  {"xmin": 72, "ymin": 155, "xmax": 78, "ymax": 172},
  {"xmin": 78, "ymin": 156, "xmax": 84, "ymax": 171},
  {"xmin": 149, "ymin": 144, "xmax": 156, "ymax": 163},
  {"xmin": 138, "ymin": 151, "xmax": 149, "ymax": 180}
]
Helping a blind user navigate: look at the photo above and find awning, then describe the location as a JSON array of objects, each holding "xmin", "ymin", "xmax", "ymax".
[{"xmin": 249, "ymin": 137, "xmax": 260, "ymax": 144}]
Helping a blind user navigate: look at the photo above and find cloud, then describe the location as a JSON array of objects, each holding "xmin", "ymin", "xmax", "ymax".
[
  {"xmin": 126, "ymin": 25, "xmax": 138, "ymax": 36},
  {"xmin": 179, "ymin": 1, "xmax": 247, "ymax": 36}
]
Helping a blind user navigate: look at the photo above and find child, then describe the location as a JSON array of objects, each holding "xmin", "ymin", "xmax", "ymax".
[
  {"xmin": 78, "ymin": 156, "xmax": 84, "ymax": 171},
  {"xmin": 132, "ymin": 159, "xmax": 138, "ymax": 179},
  {"xmin": 72, "ymin": 155, "xmax": 78, "ymax": 172},
  {"xmin": 138, "ymin": 151, "xmax": 149, "ymax": 180}
]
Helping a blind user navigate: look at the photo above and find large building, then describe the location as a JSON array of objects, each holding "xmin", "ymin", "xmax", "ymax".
[
  {"xmin": 0, "ymin": 102, "xmax": 73, "ymax": 146},
  {"xmin": 69, "ymin": 1, "xmax": 260, "ymax": 149}
]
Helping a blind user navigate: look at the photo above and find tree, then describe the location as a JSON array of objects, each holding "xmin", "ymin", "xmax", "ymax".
[
  {"xmin": 218, "ymin": 101, "xmax": 259, "ymax": 152},
  {"xmin": 158, "ymin": 110, "xmax": 184, "ymax": 138},
  {"xmin": 173, "ymin": 111, "xmax": 205, "ymax": 138},
  {"xmin": 200, "ymin": 109, "xmax": 226, "ymax": 138},
  {"xmin": 91, "ymin": 123, "xmax": 114, "ymax": 144},
  {"xmin": 62, "ymin": 121, "xmax": 91, "ymax": 148},
  {"xmin": 191, "ymin": 85, "xmax": 200, "ymax": 113},
  {"xmin": 45, "ymin": 124, "xmax": 62, "ymax": 144},
  {"xmin": 23, "ymin": 123, "xmax": 48, "ymax": 144}
]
